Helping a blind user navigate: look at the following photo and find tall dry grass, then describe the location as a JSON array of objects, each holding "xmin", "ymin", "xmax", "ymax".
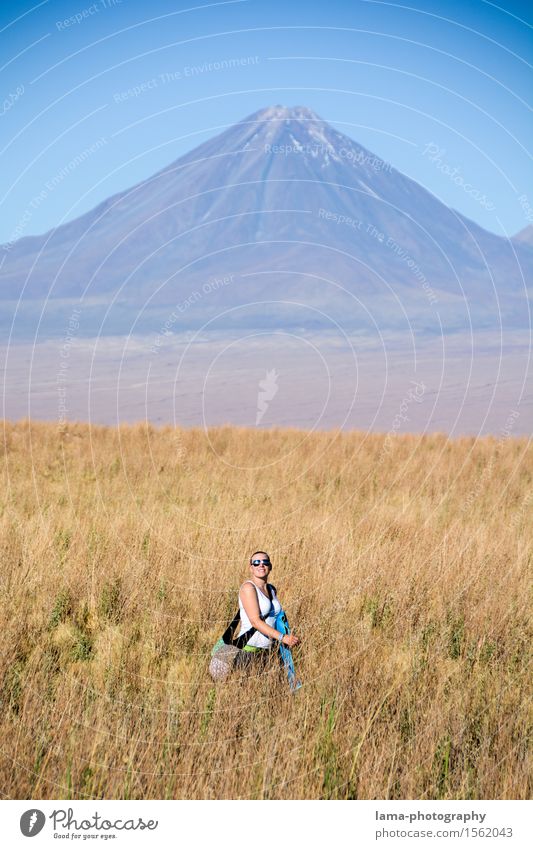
[{"xmin": 0, "ymin": 418, "xmax": 531, "ymax": 799}]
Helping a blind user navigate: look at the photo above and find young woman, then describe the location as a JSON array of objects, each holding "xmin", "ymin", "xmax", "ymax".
[{"xmin": 237, "ymin": 550, "xmax": 299, "ymax": 664}]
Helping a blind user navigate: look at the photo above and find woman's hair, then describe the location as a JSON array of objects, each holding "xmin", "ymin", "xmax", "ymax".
[{"xmin": 249, "ymin": 550, "xmax": 269, "ymax": 563}]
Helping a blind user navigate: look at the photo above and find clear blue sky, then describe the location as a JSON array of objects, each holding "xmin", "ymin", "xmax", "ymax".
[{"xmin": 1, "ymin": 0, "xmax": 531, "ymax": 244}]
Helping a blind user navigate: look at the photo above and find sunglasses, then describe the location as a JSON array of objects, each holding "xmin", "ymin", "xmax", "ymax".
[{"xmin": 251, "ymin": 559, "xmax": 271, "ymax": 566}]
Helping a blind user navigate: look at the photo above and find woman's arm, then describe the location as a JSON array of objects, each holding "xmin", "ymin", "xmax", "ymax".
[{"xmin": 240, "ymin": 583, "xmax": 299, "ymax": 647}]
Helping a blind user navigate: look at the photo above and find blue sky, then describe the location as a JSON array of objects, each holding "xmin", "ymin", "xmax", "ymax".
[{"xmin": 1, "ymin": 0, "xmax": 531, "ymax": 243}]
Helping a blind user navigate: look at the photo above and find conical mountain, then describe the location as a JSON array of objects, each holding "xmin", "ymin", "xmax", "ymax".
[{"xmin": 2, "ymin": 106, "xmax": 530, "ymax": 335}]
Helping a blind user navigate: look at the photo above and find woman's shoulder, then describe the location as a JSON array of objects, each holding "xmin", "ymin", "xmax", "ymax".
[{"xmin": 268, "ymin": 582, "xmax": 277, "ymax": 595}]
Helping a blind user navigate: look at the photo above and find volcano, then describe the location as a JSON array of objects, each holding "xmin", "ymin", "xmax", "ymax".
[{"xmin": 2, "ymin": 105, "xmax": 531, "ymax": 337}]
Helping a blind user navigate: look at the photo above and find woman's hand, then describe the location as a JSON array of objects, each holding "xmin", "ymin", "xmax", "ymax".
[{"xmin": 281, "ymin": 634, "xmax": 299, "ymax": 648}]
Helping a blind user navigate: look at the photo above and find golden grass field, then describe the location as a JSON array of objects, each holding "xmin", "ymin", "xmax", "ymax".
[{"xmin": 1, "ymin": 418, "xmax": 531, "ymax": 799}]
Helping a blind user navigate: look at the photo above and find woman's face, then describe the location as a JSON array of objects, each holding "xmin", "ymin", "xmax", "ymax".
[{"xmin": 249, "ymin": 552, "xmax": 271, "ymax": 579}]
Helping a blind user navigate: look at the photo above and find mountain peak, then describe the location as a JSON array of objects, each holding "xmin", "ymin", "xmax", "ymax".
[{"xmin": 247, "ymin": 105, "xmax": 324, "ymax": 123}]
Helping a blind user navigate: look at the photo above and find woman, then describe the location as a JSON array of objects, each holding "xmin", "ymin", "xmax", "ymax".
[{"xmin": 236, "ymin": 550, "xmax": 299, "ymax": 667}]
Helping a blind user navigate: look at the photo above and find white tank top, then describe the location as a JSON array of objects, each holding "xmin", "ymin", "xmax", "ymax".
[{"xmin": 237, "ymin": 581, "xmax": 282, "ymax": 648}]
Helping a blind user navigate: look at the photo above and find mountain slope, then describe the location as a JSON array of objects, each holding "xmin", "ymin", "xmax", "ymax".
[
  {"xmin": 1, "ymin": 105, "xmax": 531, "ymax": 336},
  {"xmin": 513, "ymin": 225, "xmax": 533, "ymax": 247}
]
